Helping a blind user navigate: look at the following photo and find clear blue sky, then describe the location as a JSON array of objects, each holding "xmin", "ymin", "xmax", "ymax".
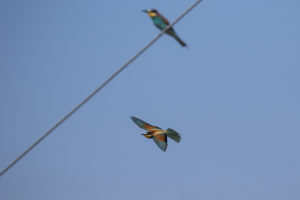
[{"xmin": 1, "ymin": 0, "xmax": 300, "ymax": 199}]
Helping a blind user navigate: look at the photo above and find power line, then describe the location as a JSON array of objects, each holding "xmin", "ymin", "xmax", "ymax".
[{"xmin": 0, "ymin": 0, "xmax": 203, "ymax": 177}]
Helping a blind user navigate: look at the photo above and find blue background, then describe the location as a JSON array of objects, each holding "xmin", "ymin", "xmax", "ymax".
[{"xmin": 1, "ymin": 0, "xmax": 300, "ymax": 199}]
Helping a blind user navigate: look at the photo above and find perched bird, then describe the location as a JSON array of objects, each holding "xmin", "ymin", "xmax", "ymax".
[
  {"xmin": 143, "ymin": 9, "xmax": 187, "ymax": 47},
  {"xmin": 131, "ymin": 116, "xmax": 181, "ymax": 152}
]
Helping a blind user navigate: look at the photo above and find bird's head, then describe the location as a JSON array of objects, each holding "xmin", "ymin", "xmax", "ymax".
[
  {"xmin": 142, "ymin": 133, "xmax": 153, "ymax": 139},
  {"xmin": 142, "ymin": 9, "xmax": 159, "ymax": 18}
]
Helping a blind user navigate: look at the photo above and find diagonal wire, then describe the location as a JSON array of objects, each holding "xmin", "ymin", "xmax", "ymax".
[{"xmin": 0, "ymin": 0, "xmax": 203, "ymax": 178}]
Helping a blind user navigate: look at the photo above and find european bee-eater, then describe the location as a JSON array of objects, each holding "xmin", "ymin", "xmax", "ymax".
[
  {"xmin": 131, "ymin": 116, "xmax": 181, "ymax": 152},
  {"xmin": 143, "ymin": 9, "xmax": 187, "ymax": 47}
]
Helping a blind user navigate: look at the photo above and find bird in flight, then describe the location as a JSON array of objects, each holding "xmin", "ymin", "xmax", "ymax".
[
  {"xmin": 143, "ymin": 9, "xmax": 187, "ymax": 47},
  {"xmin": 131, "ymin": 116, "xmax": 181, "ymax": 152}
]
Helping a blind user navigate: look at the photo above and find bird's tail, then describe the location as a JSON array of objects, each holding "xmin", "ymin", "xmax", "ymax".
[
  {"xmin": 166, "ymin": 128, "xmax": 181, "ymax": 143},
  {"xmin": 173, "ymin": 34, "xmax": 187, "ymax": 47}
]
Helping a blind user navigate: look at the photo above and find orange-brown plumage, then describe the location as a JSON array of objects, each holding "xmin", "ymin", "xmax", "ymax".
[{"xmin": 131, "ymin": 116, "xmax": 181, "ymax": 152}]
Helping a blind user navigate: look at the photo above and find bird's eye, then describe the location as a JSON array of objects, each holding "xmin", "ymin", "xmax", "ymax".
[{"xmin": 151, "ymin": 9, "xmax": 158, "ymax": 13}]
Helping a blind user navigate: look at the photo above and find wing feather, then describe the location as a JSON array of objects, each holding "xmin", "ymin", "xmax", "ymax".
[
  {"xmin": 131, "ymin": 116, "xmax": 160, "ymax": 131},
  {"xmin": 153, "ymin": 134, "xmax": 168, "ymax": 152},
  {"xmin": 158, "ymin": 14, "xmax": 170, "ymax": 25}
]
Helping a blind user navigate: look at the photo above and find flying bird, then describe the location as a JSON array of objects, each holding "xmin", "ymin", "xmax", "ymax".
[
  {"xmin": 143, "ymin": 9, "xmax": 187, "ymax": 47},
  {"xmin": 131, "ymin": 116, "xmax": 181, "ymax": 152}
]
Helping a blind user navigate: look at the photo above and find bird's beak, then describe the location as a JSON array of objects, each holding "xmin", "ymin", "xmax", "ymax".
[{"xmin": 142, "ymin": 10, "xmax": 148, "ymax": 13}]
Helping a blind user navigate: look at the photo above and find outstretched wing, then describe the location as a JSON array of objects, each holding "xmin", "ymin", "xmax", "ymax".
[
  {"xmin": 153, "ymin": 134, "xmax": 168, "ymax": 152},
  {"xmin": 130, "ymin": 116, "xmax": 161, "ymax": 131}
]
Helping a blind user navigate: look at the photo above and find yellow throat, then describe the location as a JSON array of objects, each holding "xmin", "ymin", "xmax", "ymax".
[
  {"xmin": 148, "ymin": 12, "xmax": 157, "ymax": 18},
  {"xmin": 144, "ymin": 134, "xmax": 153, "ymax": 138}
]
